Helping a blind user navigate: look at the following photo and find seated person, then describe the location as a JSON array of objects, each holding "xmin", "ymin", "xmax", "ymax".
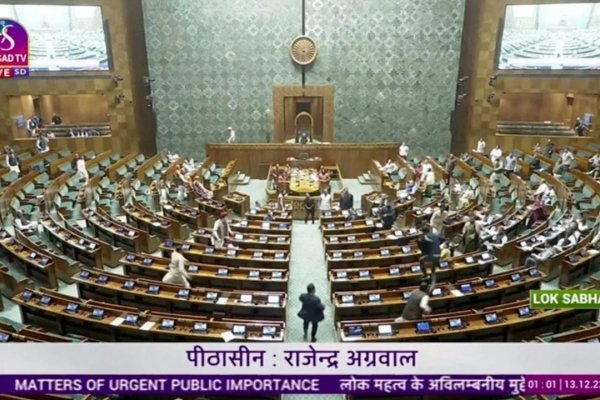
[
  {"xmin": 382, "ymin": 160, "xmax": 399, "ymax": 175},
  {"xmin": 458, "ymin": 186, "xmax": 475, "ymax": 209},
  {"xmin": 318, "ymin": 167, "xmax": 330, "ymax": 189},
  {"xmin": 14, "ymin": 211, "xmax": 37, "ymax": 232},
  {"xmin": 525, "ymin": 242, "xmax": 558, "ymax": 268},
  {"xmin": 192, "ymin": 177, "xmax": 213, "ymax": 199},
  {"xmin": 484, "ymin": 226, "xmax": 507, "ymax": 251}
]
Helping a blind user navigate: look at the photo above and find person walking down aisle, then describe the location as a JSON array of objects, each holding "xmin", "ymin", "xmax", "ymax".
[
  {"xmin": 298, "ymin": 283, "xmax": 325, "ymax": 343},
  {"xmin": 304, "ymin": 193, "xmax": 315, "ymax": 224},
  {"xmin": 162, "ymin": 246, "xmax": 191, "ymax": 288}
]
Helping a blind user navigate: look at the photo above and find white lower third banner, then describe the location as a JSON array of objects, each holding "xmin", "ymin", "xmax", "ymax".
[{"xmin": 0, "ymin": 343, "xmax": 599, "ymax": 395}]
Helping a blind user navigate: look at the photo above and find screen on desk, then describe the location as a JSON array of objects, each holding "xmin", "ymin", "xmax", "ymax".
[
  {"xmin": 460, "ymin": 283, "xmax": 474, "ymax": 294},
  {"xmin": 518, "ymin": 306, "xmax": 532, "ymax": 318},
  {"xmin": 411, "ymin": 266, "xmax": 421, "ymax": 273},
  {"xmin": 239, "ymin": 294, "xmax": 252, "ymax": 303},
  {"xmin": 248, "ymin": 270, "xmax": 260, "ymax": 278},
  {"xmin": 206, "ymin": 292, "xmax": 219, "ymax": 301},
  {"xmin": 142, "ymin": 258, "xmax": 152, "ymax": 266},
  {"xmin": 124, "ymin": 314, "xmax": 138, "ymax": 325},
  {"xmin": 511, "ymin": 273, "xmax": 522, "ymax": 282},
  {"xmin": 182, "ymin": 244, "xmax": 191, "ymax": 251},
  {"xmin": 368, "ymin": 294, "xmax": 381, "ymax": 303},
  {"xmin": 416, "ymin": 321, "xmax": 431, "ymax": 334},
  {"xmin": 389, "ymin": 267, "xmax": 400, "ymax": 276},
  {"xmin": 161, "ymin": 319, "xmax": 175, "ymax": 330},
  {"xmin": 253, "ymin": 252, "xmax": 264, "ymax": 259},
  {"xmin": 0, "ymin": 333, "xmax": 12, "ymax": 343},
  {"xmin": 439, "ymin": 261, "xmax": 450, "ymax": 270},
  {"xmin": 271, "ymin": 271, "xmax": 283, "ymax": 279},
  {"xmin": 341, "ymin": 295, "xmax": 354, "ymax": 304},
  {"xmin": 21, "ymin": 291, "xmax": 33, "ymax": 301},
  {"xmin": 187, "ymin": 265, "xmax": 198, "ymax": 273},
  {"xmin": 232, "ymin": 325, "xmax": 246, "ymax": 335},
  {"xmin": 147, "ymin": 285, "xmax": 160, "ymax": 294},
  {"xmin": 96, "ymin": 275, "xmax": 109, "ymax": 284},
  {"xmin": 126, "ymin": 255, "xmax": 136, "ymax": 262},
  {"xmin": 485, "ymin": 312, "xmax": 499, "ymax": 324},
  {"xmin": 262, "ymin": 326, "xmax": 277, "ymax": 336},
  {"xmin": 484, "ymin": 279, "xmax": 497, "ymax": 288},
  {"xmin": 353, "ymin": 251, "xmax": 364, "ymax": 258},
  {"xmin": 39, "ymin": 296, "xmax": 52, "ymax": 306},
  {"xmin": 431, "ymin": 288, "xmax": 443, "ymax": 297},
  {"xmin": 176, "ymin": 289, "xmax": 190, "ymax": 299},
  {"xmin": 359, "ymin": 270, "xmax": 370, "ymax": 278},
  {"xmin": 65, "ymin": 303, "xmax": 79, "ymax": 313},
  {"xmin": 448, "ymin": 318, "xmax": 464, "ymax": 330},
  {"xmin": 193, "ymin": 322, "xmax": 207, "ymax": 333},
  {"xmin": 268, "ymin": 295, "xmax": 279, "ymax": 305},
  {"xmin": 348, "ymin": 326, "xmax": 363, "ymax": 336},
  {"xmin": 378, "ymin": 325, "xmax": 393, "ymax": 336},
  {"xmin": 79, "ymin": 270, "xmax": 91, "ymax": 279},
  {"xmin": 217, "ymin": 268, "xmax": 228, "ymax": 276}
]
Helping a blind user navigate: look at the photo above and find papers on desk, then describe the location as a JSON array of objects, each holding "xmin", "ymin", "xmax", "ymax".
[
  {"xmin": 110, "ymin": 317, "xmax": 125, "ymax": 326},
  {"xmin": 216, "ymin": 297, "xmax": 229, "ymax": 305},
  {"xmin": 139, "ymin": 321, "xmax": 155, "ymax": 331},
  {"xmin": 162, "ymin": 204, "xmax": 173, "ymax": 210},
  {"xmin": 221, "ymin": 331, "xmax": 235, "ymax": 343},
  {"xmin": 450, "ymin": 289, "xmax": 465, "ymax": 297}
]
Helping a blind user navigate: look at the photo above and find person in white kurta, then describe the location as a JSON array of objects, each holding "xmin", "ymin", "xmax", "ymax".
[
  {"xmin": 490, "ymin": 146, "xmax": 503, "ymax": 164},
  {"xmin": 399, "ymin": 142, "xmax": 409, "ymax": 159},
  {"xmin": 227, "ymin": 127, "xmax": 236, "ymax": 144},
  {"xmin": 5, "ymin": 149, "xmax": 19, "ymax": 174},
  {"xmin": 319, "ymin": 190, "xmax": 332, "ymax": 212},
  {"xmin": 162, "ymin": 247, "xmax": 191, "ymax": 288},
  {"xmin": 476, "ymin": 138, "xmax": 486, "ymax": 154},
  {"xmin": 75, "ymin": 155, "xmax": 89, "ymax": 184},
  {"xmin": 212, "ymin": 212, "xmax": 233, "ymax": 248}
]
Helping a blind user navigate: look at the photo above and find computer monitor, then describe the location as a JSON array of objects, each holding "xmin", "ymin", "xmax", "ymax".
[
  {"xmin": 205, "ymin": 247, "xmax": 215, "ymax": 254},
  {"xmin": 253, "ymin": 252, "xmax": 264, "ymax": 259},
  {"xmin": 275, "ymin": 252, "xmax": 285, "ymax": 259},
  {"xmin": 126, "ymin": 254, "xmax": 136, "ymax": 262},
  {"xmin": 378, "ymin": 325, "xmax": 393, "ymax": 336},
  {"xmin": 411, "ymin": 265, "xmax": 421, "ymax": 273},
  {"xmin": 234, "ymin": 233, "xmax": 244, "ymax": 240},
  {"xmin": 124, "ymin": 314, "xmax": 139, "ymax": 325},
  {"xmin": 182, "ymin": 244, "xmax": 191, "ymax": 251},
  {"xmin": 528, "ymin": 269, "xmax": 540, "ymax": 277},
  {"xmin": 276, "ymin": 237, "xmax": 286, "ymax": 243},
  {"xmin": 0, "ymin": 333, "xmax": 12, "ymax": 343},
  {"xmin": 259, "ymin": 236, "xmax": 268, "ymax": 242},
  {"xmin": 268, "ymin": 295, "xmax": 279, "ymax": 305},
  {"xmin": 353, "ymin": 251, "xmax": 364, "ymax": 258},
  {"xmin": 431, "ymin": 288, "xmax": 443, "ymax": 297},
  {"xmin": 518, "ymin": 306, "xmax": 532, "ymax": 318},
  {"xmin": 369, "ymin": 293, "xmax": 381, "ymax": 303},
  {"xmin": 147, "ymin": 285, "xmax": 160, "ymax": 294},
  {"xmin": 416, "ymin": 321, "xmax": 431, "ymax": 334},
  {"xmin": 226, "ymin": 249, "xmax": 237, "ymax": 257},
  {"xmin": 164, "ymin": 240, "xmax": 174, "ymax": 247},
  {"xmin": 402, "ymin": 291, "xmax": 412, "ymax": 300},
  {"xmin": 372, "ymin": 233, "xmax": 381, "ymax": 240},
  {"xmin": 484, "ymin": 279, "xmax": 497, "ymax": 288},
  {"xmin": 484, "ymin": 312, "xmax": 499, "ymax": 324},
  {"xmin": 239, "ymin": 294, "xmax": 252, "ymax": 303},
  {"xmin": 262, "ymin": 326, "xmax": 277, "ymax": 336},
  {"xmin": 448, "ymin": 318, "xmax": 464, "ymax": 330},
  {"xmin": 389, "ymin": 267, "xmax": 400, "ymax": 276},
  {"xmin": 39, "ymin": 296, "xmax": 52, "ymax": 306},
  {"xmin": 336, "ymin": 271, "xmax": 348, "ymax": 279},
  {"xmin": 511, "ymin": 273, "xmax": 522, "ymax": 282},
  {"xmin": 206, "ymin": 292, "xmax": 219, "ymax": 301},
  {"xmin": 347, "ymin": 235, "xmax": 356, "ymax": 242},
  {"xmin": 460, "ymin": 283, "xmax": 474, "ymax": 294},
  {"xmin": 193, "ymin": 322, "xmax": 208, "ymax": 333},
  {"xmin": 217, "ymin": 268, "xmax": 228, "ymax": 276},
  {"xmin": 344, "ymin": 222, "xmax": 352, "ymax": 228},
  {"xmin": 96, "ymin": 275, "xmax": 109, "ymax": 284},
  {"xmin": 347, "ymin": 326, "xmax": 363, "ymax": 336},
  {"xmin": 79, "ymin": 270, "xmax": 91, "ymax": 279},
  {"xmin": 271, "ymin": 271, "xmax": 283, "ymax": 279},
  {"xmin": 380, "ymin": 249, "xmax": 390, "ymax": 256},
  {"xmin": 161, "ymin": 319, "xmax": 175, "ymax": 330},
  {"xmin": 240, "ymin": 220, "xmax": 249, "ymax": 227},
  {"xmin": 91, "ymin": 308, "xmax": 105, "ymax": 320},
  {"xmin": 481, "ymin": 252, "xmax": 491, "ymax": 261},
  {"xmin": 333, "ymin": 252, "xmax": 342, "ymax": 259},
  {"xmin": 176, "ymin": 289, "xmax": 190, "ymax": 299},
  {"xmin": 65, "ymin": 303, "xmax": 79, "ymax": 314},
  {"xmin": 341, "ymin": 295, "xmax": 354, "ymax": 304},
  {"xmin": 122, "ymin": 281, "xmax": 135, "ymax": 290},
  {"xmin": 39, "ymin": 257, "xmax": 50, "ymax": 266},
  {"xmin": 21, "ymin": 290, "xmax": 33, "ymax": 301},
  {"xmin": 232, "ymin": 325, "xmax": 246, "ymax": 335},
  {"xmin": 465, "ymin": 256, "xmax": 475, "ymax": 264},
  {"xmin": 188, "ymin": 265, "xmax": 198, "ymax": 273},
  {"xmin": 402, "ymin": 246, "xmax": 411, "ymax": 254},
  {"xmin": 359, "ymin": 270, "xmax": 370, "ymax": 278},
  {"xmin": 248, "ymin": 270, "xmax": 260, "ymax": 278},
  {"xmin": 128, "ymin": 230, "xmax": 136, "ymax": 237},
  {"xmin": 142, "ymin": 258, "xmax": 152, "ymax": 266}
]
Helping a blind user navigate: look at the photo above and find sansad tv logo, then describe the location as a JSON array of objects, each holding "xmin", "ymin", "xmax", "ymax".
[{"xmin": 0, "ymin": 18, "xmax": 29, "ymax": 79}]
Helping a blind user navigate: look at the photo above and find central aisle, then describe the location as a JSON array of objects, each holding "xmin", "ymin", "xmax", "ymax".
[{"xmin": 285, "ymin": 220, "xmax": 336, "ymax": 343}]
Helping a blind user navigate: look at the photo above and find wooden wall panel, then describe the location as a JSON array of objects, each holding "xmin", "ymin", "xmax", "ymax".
[
  {"xmin": 456, "ymin": 0, "xmax": 600, "ymax": 154},
  {"xmin": 206, "ymin": 143, "xmax": 400, "ymax": 178},
  {"xmin": 0, "ymin": 0, "xmax": 154, "ymax": 156}
]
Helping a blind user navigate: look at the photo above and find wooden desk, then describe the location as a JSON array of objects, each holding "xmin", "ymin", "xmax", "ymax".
[
  {"xmin": 120, "ymin": 253, "xmax": 288, "ymax": 292},
  {"xmin": 107, "ymin": 152, "xmax": 137, "ymax": 181},
  {"xmin": 326, "ymin": 245, "xmax": 421, "ymax": 270},
  {"xmin": 84, "ymin": 208, "xmax": 160, "ymax": 254},
  {"xmin": 332, "ymin": 267, "xmax": 544, "ymax": 321},
  {"xmin": 323, "ymin": 228, "xmax": 422, "ymax": 251},
  {"xmin": 74, "ymin": 268, "xmax": 287, "ymax": 321},
  {"xmin": 206, "ymin": 143, "xmax": 400, "ymax": 178},
  {"xmin": 329, "ymin": 251, "xmax": 495, "ymax": 292},
  {"xmin": 193, "ymin": 227, "xmax": 291, "ymax": 251},
  {"xmin": 321, "ymin": 218, "xmax": 383, "ymax": 236},
  {"xmin": 286, "ymin": 156, "xmax": 322, "ymax": 169},
  {"xmin": 135, "ymin": 153, "xmax": 162, "ymax": 183},
  {"xmin": 360, "ymin": 191, "xmax": 417, "ymax": 217},
  {"xmin": 0, "ymin": 230, "xmax": 58, "ymax": 289},
  {"xmin": 245, "ymin": 210, "xmax": 294, "ymax": 224},
  {"xmin": 163, "ymin": 200, "xmax": 208, "ymax": 229},
  {"xmin": 123, "ymin": 203, "xmax": 190, "ymax": 241},
  {"xmin": 534, "ymin": 323, "xmax": 600, "ymax": 343},
  {"xmin": 0, "ymin": 264, "xmax": 33, "ymax": 299},
  {"xmin": 160, "ymin": 240, "xmax": 290, "ymax": 269},
  {"xmin": 320, "ymin": 209, "xmax": 367, "ymax": 224},
  {"xmin": 13, "ymin": 289, "xmax": 285, "ymax": 342},
  {"xmin": 223, "ymin": 192, "xmax": 251, "ymax": 216},
  {"xmin": 196, "ymin": 197, "xmax": 227, "ymax": 216},
  {"xmin": 559, "ymin": 244, "xmax": 600, "ymax": 288},
  {"xmin": 41, "ymin": 217, "xmax": 103, "ymax": 269},
  {"xmin": 337, "ymin": 298, "xmax": 598, "ymax": 342},
  {"xmin": 230, "ymin": 220, "xmax": 292, "ymax": 236}
]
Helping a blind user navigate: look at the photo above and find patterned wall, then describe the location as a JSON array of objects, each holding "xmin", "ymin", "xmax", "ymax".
[
  {"xmin": 143, "ymin": 0, "xmax": 301, "ymax": 157},
  {"xmin": 143, "ymin": 0, "xmax": 465, "ymax": 157},
  {"xmin": 305, "ymin": 0, "xmax": 465, "ymax": 155},
  {"xmin": 0, "ymin": 0, "xmax": 140, "ymax": 155}
]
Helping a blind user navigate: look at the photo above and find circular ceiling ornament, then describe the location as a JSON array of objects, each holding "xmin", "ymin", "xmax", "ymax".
[{"xmin": 290, "ymin": 35, "xmax": 318, "ymax": 66}]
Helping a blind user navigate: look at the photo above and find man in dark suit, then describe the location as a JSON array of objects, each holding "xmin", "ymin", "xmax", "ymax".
[
  {"xmin": 303, "ymin": 193, "xmax": 315, "ymax": 224},
  {"xmin": 298, "ymin": 283, "xmax": 325, "ymax": 342},
  {"xmin": 417, "ymin": 225, "xmax": 441, "ymax": 288},
  {"xmin": 339, "ymin": 188, "xmax": 354, "ymax": 211}
]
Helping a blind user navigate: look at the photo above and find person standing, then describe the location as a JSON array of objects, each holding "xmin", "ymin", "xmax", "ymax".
[
  {"xmin": 5, "ymin": 148, "xmax": 19, "ymax": 174},
  {"xmin": 298, "ymin": 283, "xmax": 325, "ymax": 342},
  {"xmin": 319, "ymin": 189, "xmax": 332, "ymax": 213},
  {"xmin": 417, "ymin": 225, "xmax": 441, "ymax": 288},
  {"xmin": 339, "ymin": 188, "xmax": 354, "ymax": 211},
  {"xmin": 51, "ymin": 114, "xmax": 62, "ymax": 125},
  {"xmin": 476, "ymin": 138, "xmax": 486, "ymax": 154},
  {"xmin": 75, "ymin": 154, "xmax": 89, "ymax": 185},
  {"xmin": 545, "ymin": 139, "xmax": 554, "ymax": 157},
  {"xmin": 490, "ymin": 145, "xmax": 502, "ymax": 164},
  {"xmin": 303, "ymin": 193, "xmax": 315, "ymax": 224},
  {"xmin": 226, "ymin": 127, "xmax": 236, "ymax": 144},
  {"xmin": 212, "ymin": 211, "xmax": 232, "ymax": 248},
  {"xmin": 36, "ymin": 133, "xmax": 49, "ymax": 153},
  {"xmin": 395, "ymin": 280, "xmax": 431, "ymax": 322},
  {"xmin": 162, "ymin": 246, "xmax": 191, "ymax": 288},
  {"xmin": 444, "ymin": 154, "xmax": 456, "ymax": 185},
  {"xmin": 399, "ymin": 142, "xmax": 409, "ymax": 160}
]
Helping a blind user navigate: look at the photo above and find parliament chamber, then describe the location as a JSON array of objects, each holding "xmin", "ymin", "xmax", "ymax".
[{"xmin": 1, "ymin": 0, "xmax": 600, "ymax": 400}]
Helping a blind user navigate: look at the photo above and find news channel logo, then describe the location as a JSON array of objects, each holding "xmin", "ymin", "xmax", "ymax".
[{"xmin": 0, "ymin": 18, "xmax": 30, "ymax": 78}]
